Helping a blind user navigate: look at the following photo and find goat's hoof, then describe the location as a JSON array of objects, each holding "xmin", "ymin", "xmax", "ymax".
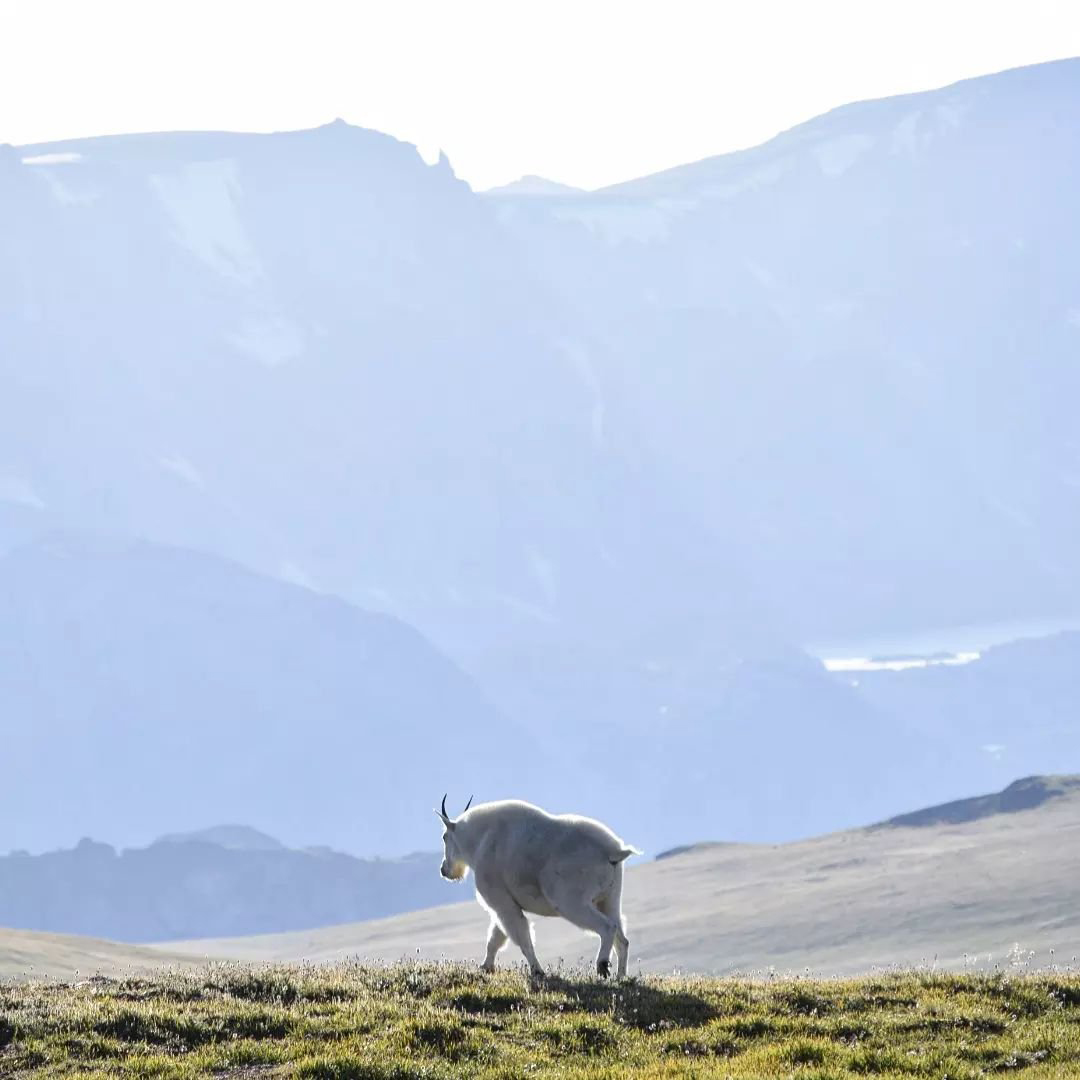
[
  {"xmin": 480, "ymin": 963, "xmax": 495, "ymax": 974},
  {"xmin": 596, "ymin": 959, "xmax": 611, "ymax": 979}
]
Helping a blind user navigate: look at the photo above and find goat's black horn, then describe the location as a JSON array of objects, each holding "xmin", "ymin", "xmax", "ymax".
[
  {"xmin": 440, "ymin": 794, "xmax": 448, "ymax": 820},
  {"xmin": 463, "ymin": 795, "xmax": 473, "ymax": 814}
]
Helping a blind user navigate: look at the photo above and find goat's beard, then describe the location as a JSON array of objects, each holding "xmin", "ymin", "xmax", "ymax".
[{"xmin": 441, "ymin": 859, "xmax": 469, "ymax": 882}]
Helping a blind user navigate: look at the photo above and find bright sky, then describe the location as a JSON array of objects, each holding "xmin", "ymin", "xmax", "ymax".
[{"xmin": 2, "ymin": 0, "xmax": 1079, "ymax": 190}]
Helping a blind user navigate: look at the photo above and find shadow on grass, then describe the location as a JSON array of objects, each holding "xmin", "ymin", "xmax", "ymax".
[
  {"xmin": 92, "ymin": 1006, "xmax": 291, "ymax": 1048},
  {"xmin": 539, "ymin": 974, "xmax": 718, "ymax": 1030},
  {"xmin": 449, "ymin": 990, "xmax": 524, "ymax": 1015}
]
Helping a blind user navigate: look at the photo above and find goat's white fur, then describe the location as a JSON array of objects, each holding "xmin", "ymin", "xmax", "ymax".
[{"xmin": 437, "ymin": 798, "xmax": 640, "ymax": 978}]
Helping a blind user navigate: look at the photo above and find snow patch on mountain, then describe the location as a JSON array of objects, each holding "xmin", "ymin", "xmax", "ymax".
[
  {"xmin": 552, "ymin": 202, "xmax": 673, "ymax": 244},
  {"xmin": 891, "ymin": 111, "xmax": 925, "ymax": 156},
  {"xmin": 548, "ymin": 194, "xmax": 699, "ymax": 245},
  {"xmin": 524, "ymin": 545, "xmax": 558, "ymax": 606},
  {"xmin": 158, "ymin": 456, "xmax": 204, "ymax": 488},
  {"xmin": 227, "ymin": 317, "xmax": 305, "ymax": 367},
  {"xmin": 21, "ymin": 153, "xmax": 82, "ymax": 165},
  {"xmin": 557, "ymin": 339, "xmax": 606, "ymax": 446},
  {"xmin": 936, "ymin": 100, "xmax": 970, "ymax": 130},
  {"xmin": 702, "ymin": 160, "xmax": 789, "ymax": 199},
  {"xmin": 0, "ymin": 475, "xmax": 45, "ymax": 509},
  {"xmin": 278, "ymin": 560, "xmax": 318, "ymax": 591},
  {"xmin": 746, "ymin": 261, "xmax": 777, "ymax": 289},
  {"xmin": 497, "ymin": 592, "xmax": 557, "ymax": 623},
  {"xmin": 891, "ymin": 100, "xmax": 971, "ymax": 156},
  {"xmin": 150, "ymin": 159, "xmax": 262, "ymax": 284},
  {"xmin": 28, "ymin": 159, "xmax": 98, "ymax": 205},
  {"xmin": 813, "ymin": 133, "xmax": 874, "ymax": 177}
]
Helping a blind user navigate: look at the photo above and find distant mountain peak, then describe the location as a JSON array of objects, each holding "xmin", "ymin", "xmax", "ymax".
[
  {"xmin": 483, "ymin": 174, "xmax": 584, "ymax": 197},
  {"xmin": 880, "ymin": 775, "xmax": 1080, "ymax": 830},
  {"xmin": 155, "ymin": 825, "xmax": 285, "ymax": 851}
]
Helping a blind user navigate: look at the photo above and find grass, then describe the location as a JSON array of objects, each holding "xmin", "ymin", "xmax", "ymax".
[{"xmin": 1, "ymin": 963, "xmax": 1080, "ymax": 1078}]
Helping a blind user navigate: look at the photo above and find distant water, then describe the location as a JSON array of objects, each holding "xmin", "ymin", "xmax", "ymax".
[{"xmin": 807, "ymin": 615, "xmax": 1080, "ymax": 673}]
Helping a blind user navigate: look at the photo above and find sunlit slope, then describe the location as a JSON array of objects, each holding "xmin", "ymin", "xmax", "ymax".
[
  {"xmin": 0, "ymin": 928, "xmax": 203, "ymax": 982},
  {"xmin": 168, "ymin": 777, "xmax": 1080, "ymax": 975}
]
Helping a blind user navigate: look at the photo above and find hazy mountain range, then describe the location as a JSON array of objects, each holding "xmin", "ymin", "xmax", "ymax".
[
  {"xmin": 3, "ymin": 775, "xmax": 1076, "ymax": 978},
  {"xmin": 3, "ymin": 59, "xmax": 1079, "ymax": 858},
  {"xmin": 488, "ymin": 58, "xmax": 1080, "ymax": 644},
  {"xmin": 0, "ymin": 824, "xmax": 453, "ymax": 942}
]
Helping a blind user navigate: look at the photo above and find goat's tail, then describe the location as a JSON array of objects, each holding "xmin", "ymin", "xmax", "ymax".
[{"xmin": 610, "ymin": 845, "xmax": 643, "ymax": 864}]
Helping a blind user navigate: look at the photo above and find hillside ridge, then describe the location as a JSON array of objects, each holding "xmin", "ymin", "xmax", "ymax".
[{"xmin": 881, "ymin": 774, "xmax": 1080, "ymax": 829}]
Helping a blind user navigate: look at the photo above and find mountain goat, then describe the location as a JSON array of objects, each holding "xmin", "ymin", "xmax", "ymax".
[{"xmin": 436, "ymin": 795, "xmax": 640, "ymax": 977}]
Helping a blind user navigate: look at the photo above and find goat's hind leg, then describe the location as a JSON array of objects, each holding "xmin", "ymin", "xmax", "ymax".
[
  {"xmin": 549, "ymin": 891, "xmax": 619, "ymax": 978},
  {"xmin": 604, "ymin": 873, "xmax": 630, "ymax": 977},
  {"xmin": 613, "ymin": 922, "xmax": 630, "ymax": 978}
]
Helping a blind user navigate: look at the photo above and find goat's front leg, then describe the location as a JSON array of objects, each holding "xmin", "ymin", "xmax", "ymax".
[
  {"xmin": 476, "ymin": 876, "xmax": 543, "ymax": 976},
  {"xmin": 482, "ymin": 919, "xmax": 508, "ymax": 973}
]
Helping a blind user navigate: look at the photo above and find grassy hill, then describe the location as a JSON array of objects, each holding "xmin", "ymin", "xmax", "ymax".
[
  {"xmin": 165, "ymin": 776, "xmax": 1080, "ymax": 976},
  {"xmin": 2, "ymin": 963, "xmax": 1079, "ymax": 1078}
]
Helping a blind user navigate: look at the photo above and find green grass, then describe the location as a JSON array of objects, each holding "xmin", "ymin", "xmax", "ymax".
[{"xmin": 2, "ymin": 963, "xmax": 1080, "ymax": 1078}]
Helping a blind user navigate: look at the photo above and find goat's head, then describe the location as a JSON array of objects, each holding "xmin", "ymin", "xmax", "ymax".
[{"xmin": 435, "ymin": 793, "xmax": 473, "ymax": 881}]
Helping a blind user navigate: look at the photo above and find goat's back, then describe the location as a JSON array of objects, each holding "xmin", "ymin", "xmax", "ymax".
[{"xmin": 464, "ymin": 800, "xmax": 637, "ymax": 862}]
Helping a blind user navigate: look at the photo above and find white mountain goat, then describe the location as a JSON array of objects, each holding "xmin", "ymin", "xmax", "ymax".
[{"xmin": 435, "ymin": 795, "xmax": 641, "ymax": 978}]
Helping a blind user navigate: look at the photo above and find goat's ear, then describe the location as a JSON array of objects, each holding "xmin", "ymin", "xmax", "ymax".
[{"xmin": 433, "ymin": 808, "xmax": 455, "ymax": 829}]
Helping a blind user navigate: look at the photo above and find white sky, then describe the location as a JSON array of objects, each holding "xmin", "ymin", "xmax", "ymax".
[{"xmin": 2, "ymin": 0, "xmax": 1079, "ymax": 191}]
